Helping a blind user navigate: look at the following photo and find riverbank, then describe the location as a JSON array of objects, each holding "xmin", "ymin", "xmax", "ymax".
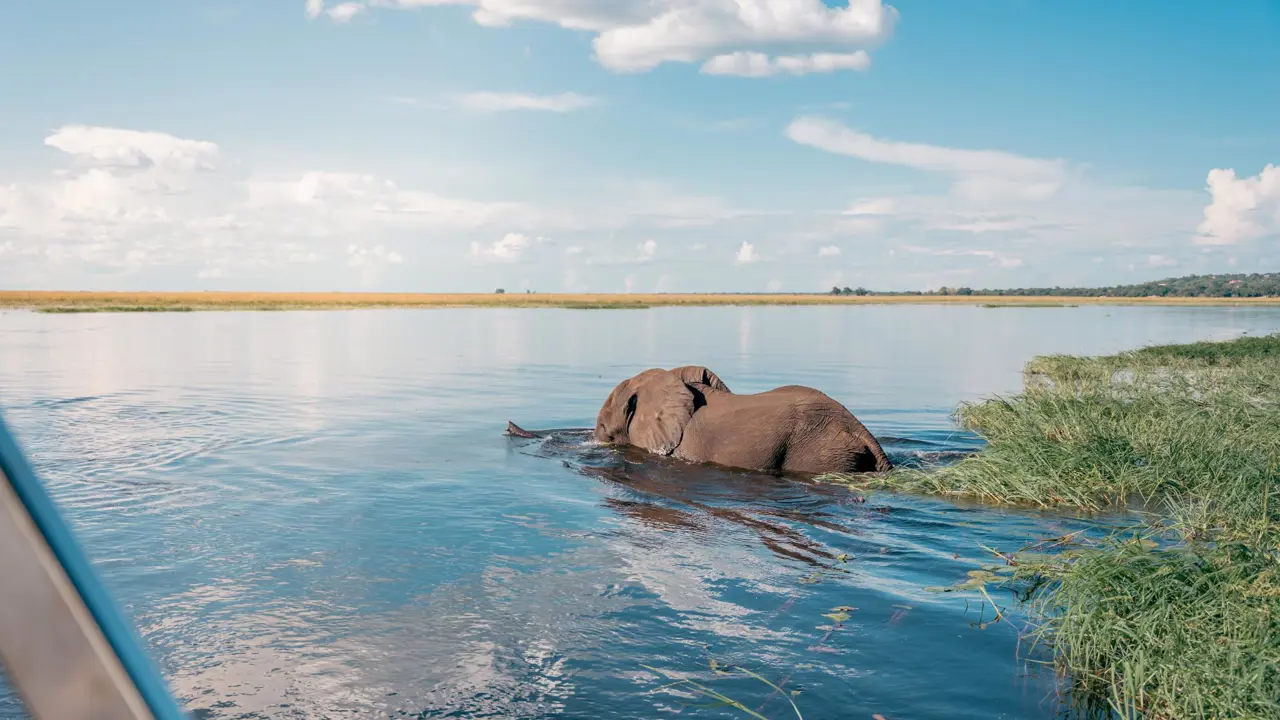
[
  {"xmin": 825, "ymin": 335, "xmax": 1280, "ymax": 719},
  {"xmin": 4, "ymin": 290, "xmax": 1280, "ymax": 312}
]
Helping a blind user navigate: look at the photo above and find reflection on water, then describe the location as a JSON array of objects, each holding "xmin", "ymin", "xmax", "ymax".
[{"xmin": 2, "ymin": 305, "xmax": 1279, "ymax": 719}]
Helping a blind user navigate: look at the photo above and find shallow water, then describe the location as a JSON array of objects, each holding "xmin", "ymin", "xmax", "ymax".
[{"xmin": 2, "ymin": 305, "xmax": 1279, "ymax": 719}]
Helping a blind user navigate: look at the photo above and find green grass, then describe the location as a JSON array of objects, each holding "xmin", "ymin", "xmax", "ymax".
[
  {"xmin": 1015, "ymin": 537, "xmax": 1279, "ymax": 720},
  {"xmin": 823, "ymin": 333, "xmax": 1280, "ymax": 719}
]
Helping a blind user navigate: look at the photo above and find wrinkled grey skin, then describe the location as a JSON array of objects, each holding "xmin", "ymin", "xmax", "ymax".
[{"xmin": 593, "ymin": 365, "xmax": 892, "ymax": 474}]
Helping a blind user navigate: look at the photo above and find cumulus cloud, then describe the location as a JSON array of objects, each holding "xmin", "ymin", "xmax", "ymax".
[
  {"xmin": 593, "ymin": 0, "xmax": 897, "ymax": 72},
  {"xmin": 470, "ymin": 232, "xmax": 536, "ymax": 262},
  {"xmin": 310, "ymin": 0, "xmax": 899, "ymax": 74},
  {"xmin": 735, "ymin": 240, "xmax": 760, "ymax": 264},
  {"xmin": 0, "ymin": 124, "xmax": 564, "ymax": 284},
  {"xmin": 45, "ymin": 125, "xmax": 221, "ymax": 172},
  {"xmin": 455, "ymin": 91, "xmax": 598, "ymax": 113},
  {"xmin": 1194, "ymin": 164, "xmax": 1280, "ymax": 245},
  {"xmin": 1, "ymin": 123, "xmax": 787, "ymax": 290},
  {"xmin": 818, "ymin": 245, "xmax": 841, "ymax": 257},
  {"xmin": 701, "ymin": 50, "xmax": 870, "ymax": 77},
  {"xmin": 1147, "ymin": 254, "xmax": 1177, "ymax": 268},
  {"xmin": 787, "ymin": 116, "xmax": 1068, "ymax": 201}
]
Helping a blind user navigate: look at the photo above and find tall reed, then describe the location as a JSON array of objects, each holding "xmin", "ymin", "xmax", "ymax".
[{"xmin": 825, "ymin": 334, "xmax": 1280, "ymax": 719}]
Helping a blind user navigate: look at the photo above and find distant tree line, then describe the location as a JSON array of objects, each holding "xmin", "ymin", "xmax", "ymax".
[{"xmin": 828, "ymin": 273, "xmax": 1280, "ymax": 298}]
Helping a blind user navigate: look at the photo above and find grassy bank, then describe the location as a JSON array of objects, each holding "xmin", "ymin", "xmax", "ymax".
[
  {"xmin": 825, "ymin": 334, "xmax": 1280, "ymax": 719},
  {"xmin": 4, "ymin": 290, "xmax": 1280, "ymax": 313}
]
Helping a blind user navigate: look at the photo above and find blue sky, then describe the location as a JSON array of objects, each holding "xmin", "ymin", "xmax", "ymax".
[{"xmin": 1, "ymin": 0, "xmax": 1278, "ymax": 293}]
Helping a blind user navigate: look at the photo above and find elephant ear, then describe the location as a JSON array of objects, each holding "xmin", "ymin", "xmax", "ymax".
[
  {"xmin": 668, "ymin": 365, "xmax": 731, "ymax": 393},
  {"xmin": 627, "ymin": 369, "xmax": 697, "ymax": 456}
]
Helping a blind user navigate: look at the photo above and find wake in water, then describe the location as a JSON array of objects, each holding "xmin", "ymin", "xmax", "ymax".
[
  {"xmin": 503, "ymin": 421, "xmax": 983, "ymax": 570},
  {"xmin": 504, "ymin": 421, "xmax": 980, "ymax": 473}
]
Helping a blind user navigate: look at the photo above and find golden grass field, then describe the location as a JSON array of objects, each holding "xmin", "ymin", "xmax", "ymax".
[{"xmin": 3, "ymin": 290, "xmax": 1280, "ymax": 312}]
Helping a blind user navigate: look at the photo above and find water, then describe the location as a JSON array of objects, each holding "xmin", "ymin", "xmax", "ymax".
[{"xmin": 1, "ymin": 304, "xmax": 1278, "ymax": 719}]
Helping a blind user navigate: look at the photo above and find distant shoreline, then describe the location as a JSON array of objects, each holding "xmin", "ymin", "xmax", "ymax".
[{"xmin": 4, "ymin": 290, "xmax": 1280, "ymax": 313}]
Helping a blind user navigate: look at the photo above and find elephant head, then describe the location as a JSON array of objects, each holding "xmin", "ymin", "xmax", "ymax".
[{"xmin": 593, "ymin": 366, "xmax": 729, "ymax": 455}]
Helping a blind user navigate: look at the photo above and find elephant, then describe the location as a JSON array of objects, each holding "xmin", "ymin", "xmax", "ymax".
[{"xmin": 591, "ymin": 365, "xmax": 892, "ymax": 475}]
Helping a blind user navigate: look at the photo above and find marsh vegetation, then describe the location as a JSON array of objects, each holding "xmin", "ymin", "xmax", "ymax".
[
  {"xmin": 826, "ymin": 334, "xmax": 1280, "ymax": 719},
  {"xmin": 4, "ymin": 290, "xmax": 1280, "ymax": 313}
]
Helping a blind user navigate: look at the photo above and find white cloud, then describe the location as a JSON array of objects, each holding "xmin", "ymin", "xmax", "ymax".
[
  {"xmin": 969, "ymin": 250, "xmax": 1023, "ymax": 269},
  {"xmin": 564, "ymin": 245, "xmax": 584, "ymax": 255},
  {"xmin": 45, "ymin": 125, "xmax": 220, "ymax": 172},
  {"xmin": 1, "ymin": 124, "xmax": 792, "ymax": 290},
  {"xmin": 327, "ymin": 2, "xmax": 365, "ymax": 21},
  {"xmin": 766, "ymin": 279, "xmax": 782, "ymax": 292},
  {"xmin": 735, "ymin": 240, "xmax": 759, "ymax": 264},
  {"xmin": 581, "ymin": 237, "xmax": 659, "ymax": 265},
  {"xmin": 0, "ymin": 124, "xmax": 576, "ymax": 284},
  {"xmin": 455, "ymin": 91, "xmax": 598, "ymax": 113},
  {"xmin": 348, "ymin": 244, "xmax": 404, "ymax": 266},
  {"xmin": 787, "ymin": 116, "xmax": 1068, "ymax": 201},
  {"xmin": 313, "ymin": 0, "xmax": 899, "ymax": 74},
  {"xmin": 927, "ymin": 215, "xmax": 1046, "ymax": 234},
  {"xmin": 245, "ymin": 171, "xmax": 533, "ymax": 232},
  {"xmin": 902, "ymin": 245, "xmax": 1023, "ymax": 269},
  {"xmin": 305, "ymin": 0, "xmax": 325, "ymax": 18},
  {"xmin": 844, "ymin": 197, "xmax": 895, "ymax": 215},
  {"xmin": 1194, "ymin": 164, "xmax": 1280, "ymax": 245},
  {"xmin": 701, "ymin": 50, "xmax": 870, "ymax": 77},
  {"xmin": 690, "ymin": 242, "xmax": 708, "ymax": 251},
  {"xmin": 817, "ymin": 245, "xmax": 841, "ymax": 257},
  {"xmin": 1147, "ymin": 254, "xmax": 1177, "ymax": 268},
  {"xmin": 592, "ymin": 0, "xmax": 898, "ymax": 72},
  {"xmin": 470, "ymin": 232, "xmax": 535, "ymax": 262},
  {"xmin": 347, "ymin": 244, "xmax": 404, "ymax": 287}
]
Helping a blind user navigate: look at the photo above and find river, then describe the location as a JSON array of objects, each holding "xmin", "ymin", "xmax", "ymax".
[{"xmin": 2, "ymin": 304, "xmax": 1278, "ymax": 719}]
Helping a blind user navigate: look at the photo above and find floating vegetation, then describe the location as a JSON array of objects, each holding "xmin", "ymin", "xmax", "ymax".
[
  {"xmin": 822, "ymin": 333, "xmax": 1280, "ymax": 719},
  {"xmin": 641, "ymin": 660, "xmax": 805, "ymax": 720}
]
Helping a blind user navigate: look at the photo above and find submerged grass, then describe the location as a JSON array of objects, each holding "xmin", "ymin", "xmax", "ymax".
[{"xmin": 823, "ymin": 333, "xmax": 1280, "ymax": 719}]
